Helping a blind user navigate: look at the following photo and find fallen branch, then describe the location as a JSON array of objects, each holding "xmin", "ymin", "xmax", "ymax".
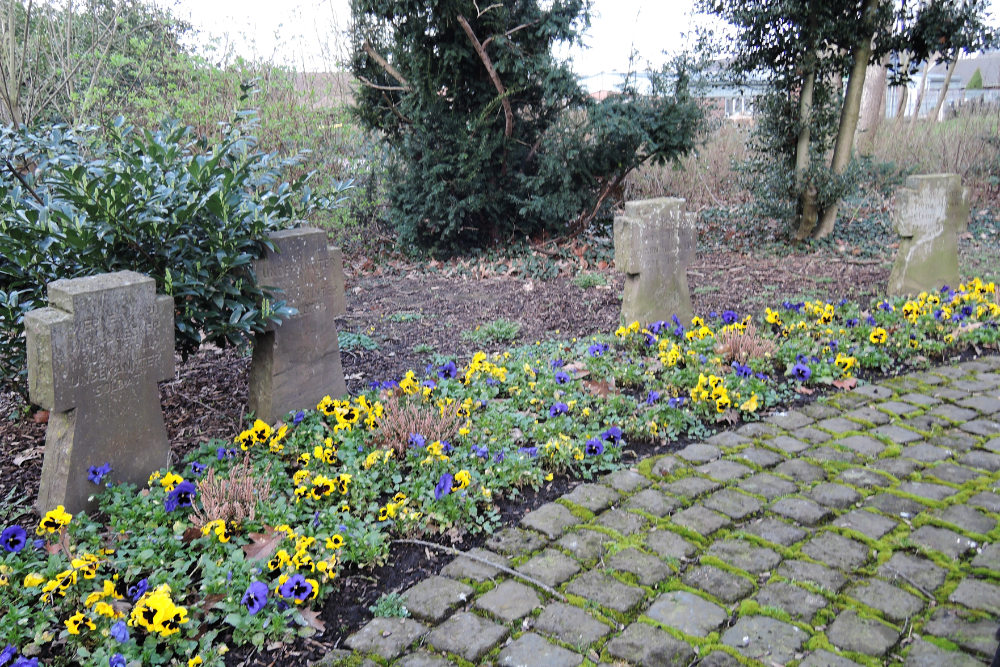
[
  {"xmin": 457, "ymin": 14, "xmax": 513, "ymax": 138},
  {"xmin": 357, "ymin": 75, "xmax": 409, "ymax": 92},
  {"xmin": 362, "ymin": 40, "xmax": 411, "ymax": 91},
  {"xmin": 393, "ymin": 538, "xmax": 567, "ymax": 600}
]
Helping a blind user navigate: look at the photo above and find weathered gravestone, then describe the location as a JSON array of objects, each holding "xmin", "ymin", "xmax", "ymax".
[
  {"xmin": 888, "ymin": 174, "xmax": 969, "ymax": 297},
  {"xmin": 25, "ymin": 271, "xmax": 174, "ymax": 514},
  {"xmin": 614, "ymin": 197, "xmax": 696, "ymax": 325},
  {"xmin": 249, "ymin": 227, "xmax": 347, "ymax": 423}
]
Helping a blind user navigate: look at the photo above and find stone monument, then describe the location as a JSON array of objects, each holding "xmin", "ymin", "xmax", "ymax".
[
  {"xmin": 249, "ymin": 227, "xmax": 347, "ymax": 423},
  {"xmin": 888, "ymin": 174, "xmax": 969, "ymax": 296},
  {"xmin": 614, "ymin": 197, "xmax": 696, "ymax": 325},
  {"xmin": 25, "ymin": 271, "xmax": 174, "ymax": 514}
]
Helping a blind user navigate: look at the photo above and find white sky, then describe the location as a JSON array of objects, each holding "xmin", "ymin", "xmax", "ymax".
[{"xmin": 161, "ymin": 0, "xmax": 999, "ymax": 84}]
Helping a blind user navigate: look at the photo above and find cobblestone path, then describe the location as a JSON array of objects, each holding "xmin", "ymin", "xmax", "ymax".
[{"xmin": 324, "ymin": 357, "xmax": 1000, "ymax": 666}]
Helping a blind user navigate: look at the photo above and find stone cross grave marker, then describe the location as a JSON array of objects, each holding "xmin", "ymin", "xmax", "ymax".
[
  {"xmin": 614, "ymin": 197, "xmax": 696, "ymax": 326},
  {"xmin": 25, "ymin": 271, "xmax": 174, "ymax": 514},
  {"xmin": 249, "ymin": 227, "xmax": 347, "ymax": 424},
  {"xmin": 888, "ymin": 174, "xmax": 969, "ymax": 296}
]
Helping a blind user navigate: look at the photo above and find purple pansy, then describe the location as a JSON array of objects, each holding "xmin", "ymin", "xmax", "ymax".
[
  {"xmin": 791, "ymin": 362, "xmax": 812, "ymax": 383},
  {"xmin": 584, "ymin": 438, "xmax": 604, "ymax": 456},
  {"xmin": 1, "ymin": 526, "xmax": 26, "ymax": 553},
  {"xmin": 242, "ymin": 581, "xmax": 269, "ymax": 615},
  {"xmin": 164, "ymin": 481, "xmax": 197, "ymax": 512},
  {"xmin": 549, "ymin": 402, "xmax": 569, "ymax": 417},
  {"xmin": 87, "ymin": 462, "xmax": 112, "ymax": 485},
  {"xmin": 110, "ymin": 620, "xmax": 129, "ymax": 643},
  {"xmin": 434, "ymin": 473, "xmax": 453, "ymax": 500}
]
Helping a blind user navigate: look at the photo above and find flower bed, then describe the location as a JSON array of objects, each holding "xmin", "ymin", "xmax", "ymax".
[{"xmin": 1, "ymin": 279, "xmax": 998, "ymax": 666}]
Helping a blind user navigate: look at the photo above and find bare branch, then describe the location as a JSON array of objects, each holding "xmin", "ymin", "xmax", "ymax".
[
  {"xmin": 4, "ymin": 159, "xmax": 44, "ymax": 205},
  {"xmin": 357, "ymin": 74, "xmax": 409, "ymax": 92},
  {"xmin": 482, "ymin": 22, "xmax": 537, "ymax": 50},
  {"xmin": 362, "ymin": 39, "xmax": 411, "ymax": 91},
  {"xmin": 457, "ymin": 14, "xmax": 513, "ymax": 138},
  {"xmin": 474, "ymin": 2, "xmax": 503, "ymax": 18}
]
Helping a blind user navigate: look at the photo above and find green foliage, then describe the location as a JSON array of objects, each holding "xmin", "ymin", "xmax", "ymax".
[
  {"xmin": 368, "ymin": 592, "xmax": 410, "ymax": 618},
  {"xmin": 349, "ymin": 0, "xmax": 703, "ymax": 254},
  {"xmin": 0, "ymin": 110, "xmax": 350, "ymax": 396},
  {"xmin": 572, "ymin": 272, "xmax": 607, "ymax": 289},
  {"xmin": 462, "ymin": 319, "xmax": 521, "ymax": 345},
  {"xmin": 966, "ymin": 67, "xmax": 984, "ymax": 90},
  {"xmin": 339, "ymin": 331, "xmax": 379, "ymax": 351}
]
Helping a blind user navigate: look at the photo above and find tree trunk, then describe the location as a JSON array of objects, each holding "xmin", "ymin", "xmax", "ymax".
[
  {"xmin": 813, "ymin": 0, "xmax": 878, "ymax": 239},
  {"xmin": 794, "ymin": 65, "xmax": 818, "ymax": 240},
  {"xmin": 909, "ymin": 58, "xmax": 931, "ymax": 126},
  {"xmin": 856, "ymin": 57, "xmax": 888, "ymax": 155},
  {"xmin": 893, "ymin": 51, "xmax": 911, "ymax": 120},
  {"xmin": 930, "ymin": 55, "xmax": 959, "ymax": 122}
]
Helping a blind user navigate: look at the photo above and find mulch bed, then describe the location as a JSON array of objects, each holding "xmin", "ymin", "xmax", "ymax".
[{"xmin": 0, "ymin": 247, "xmax": 893, "ymax": 665}]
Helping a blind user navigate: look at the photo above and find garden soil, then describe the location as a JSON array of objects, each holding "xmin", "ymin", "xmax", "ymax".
[{"xmin": 0, "ymin": 248, "xmax": 895, "ymax": 665}]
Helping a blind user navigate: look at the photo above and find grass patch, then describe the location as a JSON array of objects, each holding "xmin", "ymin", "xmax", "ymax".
[
  {"xmin": 339, "ymin": 330, "xmax": 379, "ymax": 351},
  {"xmin": 572, "ymin": 271, "xmax": 607, "ymax": 289},
  {"xmin": 461, "ymin": 318, "xmax": 521, "ymax": 344}
]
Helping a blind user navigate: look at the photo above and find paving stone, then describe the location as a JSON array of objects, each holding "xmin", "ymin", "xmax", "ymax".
[
  {"xmin": 833, "ymin": 509, "xmax": 898, "ymax": 540},
  {"xmin": 475, "ymin": 580, "xmax": 541, "ymax": 622},
  {"xmin": 608, "ymin": 547, "xmax": 671, "ymax": 586},
  {"xmin": 962, "ymin": 451, "xmax": 1000, "ymax": 471},
  {"xmin": 556, "ymin": 529, "xmax": 611, "ymax": 562},
  {"xmin": 878, "ymin": 400, "xmax": 922, "ymax": 417},
  {"xmin": 868, "ymin": 492, "xmax": 925, "ymax": 518},
  {"xmin": 697, "ymin": 651, "xmax": 742, "ymax": 667},
  {"xmin": 768, "ymin": 435, "xmax": 811, "ymax": 454},
  {"xmin": 837, "ymin": 467, "xmax": 893, "ymax": 488},
  {"xmin": 741, "ymin": 518, "xmax": 807, "ymax": 547},
  {"xmin": 926, "ymin": 463, "xmax": 981, "ymax": 485},
  {"xmin": 846, "ymin": 406, "xmax": 893, "ymax": 425},
  {"xmin": 310, "ymin": 649, "xmax": 354, "ymax": 667},
  {"xmin": 706, "ymin": 539, "xmax": 781, "ymax": 574},
  {"xmin": 802, "ymin": 403, "xmax": 841, "ymax": 419},
  {"xmin": 771, "ymin": 497, "xmax": 832, "ymax": 526},
  {"xmin": 766, "ymin": 410, "xmax": 814, "ymax": 430},
  {"xmin": 879, "ymin": 552, "xmax": 947, "ymax": 593},
  {"xmin": 827, "ymin": 609, "xmax": 900, "ymax": 656},
  {"xmin": 736, "ymin": 421, "xmax": 782, "ymax": 437},
  {"xmin": 792, "ymin": 426, "xmax": 832, "ymax": 444},
  {"xmin": 777, "ymin": 559, "xmax": 846, "ymax": 593},
  {"xmin": 561, "ymin": 483, "xmax": 620, "ymax": 513},
  {"xmin": 624, "ymin": 488, "xmax": 680, "ymax": 517},
  {"xmin": 963, "ymin": 419, "xmax": 1000, "ymax": 437},
  {"xmin": 871, "ymin": 457, "xmax": 920, "ymax": 478},
  {"xmin": 985, "ymin": 436, "xmax": 1000, "ymax": 453},
  {"xmin": 972, "ymin": 543, "xmax": 1000, "ymax": 571},
  {"xmin": 516, "ymin": 548, "xmax": 581, "ymax": 587},
  {"xmin": 931, "ymin": 404, "xmax": 980, "ymax": 422},
  {"xmin": 738, "ymin": 473, "xmax": 798, "ymax": 500},
  {"xmin": 909, "ymin": 371, "xmax": 944, "ymax": 385},
  {"xmin": 706, "ymin": 431, "xmax": 751, "ymax": 448},
  {"xmin": 755, "ymin": 581, "xmax": 828, "ymax": 622},
  {"xmin": 496, "ymin": 633, "xmax": 582, "ymax": 667},
  {"xmin": 903, "ymin": 638, "xmax": 987, "ymax": 667},
  {"xmin": 852, "ymin": 384, "xmax": 894, "ymax": 400},
  {"xmin": 806, "ymin": 445, "xmax": 855, "ymax": 463},
  {"xmin": 899, "ymin": 393, "xmax": 942, "ymax": 407},
  {"xmin": 721, "ymin": 615, "xmax": 806, "ymax": 664},
  {"xmin": 520, "ymin": 503, "xmax": 580, "ymax": 540},
  {"xmin": 774, "ymin": 459, "xmax": 827, "ymax": 483},
  {"xmin": 662, "ymin": 476, "xmax": 721, "ymax": 498},
  {"xmin": 934, "ymin": 386, "xmax": 973, "ymax": 400},
  {"xmin": 949, "ymin": 578, "xmax": 1000, "ymax": 615},
  {"xmin": 704, "ymin": 488, "xmax": 763, "ymax": 520},
  {"xmin": 651, "ymin": 454, "xmax": 684, "ymax": 478},
  {"xmin": 646, "ymin": 529, "xmax": 698, "ymax": 561},
  {"xmin": 593, "ymin": 508, "xmax": 647, "ymax": 536},
  {"xmin": 441, "ymin": 548, "xmax": 509, "ymax": 582},
  {"xmin": 905, "ymin": 414, "xmax": 952, "ymax": 431},
  {"xmin": 565, "ymin": 571, "xmax": 645, "ymax": 613},
  {"xmin": 933, "ymin": 365, "xmax": 966, "ymax": 379},
  {"xmin": 922, "ymin": 608, "xmax": 1000, "ymax": 655},
  {"xmin": 930, "ymin": 430, "xmax": 979, "ymax": 452},
  {"xmin": 800, "ymin": 649, "xmax": 862, "ymax": 666},
  {"xmin": 394, "ymin": 651, "xmax": 453, "ymax": 667},
  {"xmin": 816, "ymin": 416, "xmax": 863, "ymax": 434},
  {"xmin": 646, "ymin": 590, "xmax": 728, "ymax": 636},
  {"xmin": 534, "ymin": 602, "xmax": 611, "ymax": 646},
  {"xmin": 847, "ymin": 578, "xmax": 925, "ymax": 623},
  {"xmin": 486, "ymin": 527, "xmax": 547, "ymax": 555},
  {"xmin": 603, "ymin": 468, "xmax": 652, "ymax": 493},
  {"xmin": 671, "ymin": 505, "xmax": 731, "ymax": 535},
  {"xmin": 833, "ymin": 435, "xmax": 887, "ymax": 456},
  {"xmin": 909, "ymin": 525, "xmax": 978, "ymax": 559},
  {"xmin": 732, "ymin": 446, "xmax": 784, "ymax": 468},
  {"xmin": 968, "ymin": 491, "xmax": 1000, "ymax": 512},
  {"xmin": 402, "ymin": 576, "xmax": 473, "ymax": 623},
  {"xmin": 682, "ymin": 565, "xmax": 754, "ymax": 603},
  {"xmin": 958, "ymin": 395, "xmax": 1000, "ymax": 415},
  {"xmin": 932, "ymin": 504, "xmax": 996, "ymax": 535},
  {"xmin": 898, "ymin": 480, "xmax": 956, "ymax": 502},
  {"xmin": 801, "ymin": 533, "xmax": 870, "ymax": 571},
  {"xmin": 677, "ymin": 443, "xmax": 722, "ymax": 463},
  {"xmin": 605, "ymin": 622, "xmax": 696, "ymax": 666},
  {"xmin": 955, "ymin": 378, "xmax": 1000, "ymax": 392},
  {"xmin": 901, "ymin": 443, "xmax": 952, "ymax": 463},
  {"xmin": 345, "ymin": 617, "xmax": 428, "ymax": 660},
  {"xmin": 809, "ymin": 482, "xmax": 861, "ymax": 509},
  {"xmin": 425, "ymin": 611, "xmax": 508, "ymax": 663},
  {"xmin": 696, "ymin": 459, "xmax": 754, "ymax": 481}
]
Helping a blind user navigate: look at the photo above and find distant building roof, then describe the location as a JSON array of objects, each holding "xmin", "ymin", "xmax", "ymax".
[
  {"xmin": 929, "ymin": 52, "xmax": 1000, "ymax": 89},
  {"xmin": 293, "ymin": 71, "xmax": 354, "ymax": 107}
]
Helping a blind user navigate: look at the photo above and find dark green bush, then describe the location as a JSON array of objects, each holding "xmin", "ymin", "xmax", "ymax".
[{"xmin": 0, "ymin": 113, "xmax": 351, "ymax": 397}]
